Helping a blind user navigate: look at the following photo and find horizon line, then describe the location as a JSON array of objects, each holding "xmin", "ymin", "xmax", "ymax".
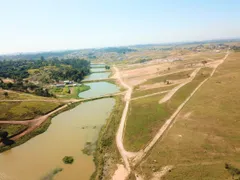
[{"xmin": 1, "ymin": 37, "xmax": 239, "ymax": 56}]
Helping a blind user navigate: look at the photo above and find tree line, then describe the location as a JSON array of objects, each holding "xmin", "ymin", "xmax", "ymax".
[
  {"xmin": 0, "ymin": 58, "xmax": 90, "ymax": 82},
  {"xmin": 0, "ymin": 79, "xmax": 53, "ymax": 97}
]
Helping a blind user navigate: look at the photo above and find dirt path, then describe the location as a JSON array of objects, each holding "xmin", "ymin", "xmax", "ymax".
[
  {"xmin": 159, "ymin": 67, "xmax": 201, "ymax": 104},
  {"xmin": 112, "ymin": 66, "xmax": 132, "ymax": 180},
  {"xmin": 131, "ymin": 90, "xmax": 169, "ymax": 101}
]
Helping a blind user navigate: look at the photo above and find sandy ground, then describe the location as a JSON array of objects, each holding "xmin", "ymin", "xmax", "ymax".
[
  {"xmin": 120, "ymin": 62, "xmax": 177, "ymax": 86},
  {"xmin": 151, "ymin": 165, "xmax": 174, "ymax": 180},
  {"xmin": 112, "ymin": 164, "xmax": 129, "ymax": 180}
]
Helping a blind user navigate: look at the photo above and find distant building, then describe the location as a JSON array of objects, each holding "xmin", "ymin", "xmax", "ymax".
[{"xmin": 63, "ymin": 80, "xmax": 73, "ymax": 85}]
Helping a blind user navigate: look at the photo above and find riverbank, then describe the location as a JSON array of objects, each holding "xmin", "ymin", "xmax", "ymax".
[
  {"xmin": 91, "ymin": 96, "xmax": 124, "ymax": 180},
  {"xmin": 0, "ymin": 101, "xmax": 80, "ymax": 153},
  {"xmin": 0, "ymin": 65, "xmax": 123, "ymax": 179}
]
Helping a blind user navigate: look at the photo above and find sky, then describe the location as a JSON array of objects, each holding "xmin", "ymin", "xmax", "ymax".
[{"xmin": 0, "ymin": 0, "xmax": 239, "ymax": 54}]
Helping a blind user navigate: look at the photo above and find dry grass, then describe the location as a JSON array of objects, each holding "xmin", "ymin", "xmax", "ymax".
[
  {"xmin": 0, "ymin": 90, "xmax": 48, "ymax": 100},
  {"xmin": 132, "ymin": 85, "xmax": 177, "ymax": 98},
  {"xmin": 124, "ymin": 68, "xmax": 212, "ymax": 151},
  {"xmin": 138, "ymin": 52, "xmax": 240, "ymax": 179},
  {"xmin": 141, "ymin": 69, "xmax": 193, "ymax": 85}
]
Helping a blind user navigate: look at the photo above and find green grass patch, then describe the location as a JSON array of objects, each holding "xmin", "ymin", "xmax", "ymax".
[
  {"xmin": 0, "ymin": 101, "xmax": 63, "ymax": 120},
  {"xmin": 50, "ymin": 84, "xmax": 90, "ymax": 99},
  {"xmin": 124, "ymin": 93, "xmax": 168, "ymax": 151},
  {"xmin": 142, "ymin": 70, "xmax": 193, "ymax": 85},
  {"xmin": 124, "ymin": 67, "xmax": 212, "ymax": 151},
  {"xmin": 0, "ymin": 124, "xmax": 28, "ymax": 137},
  {"xmin": 62, "ymin": 156, "xmax": 74, "ymax": 164}
]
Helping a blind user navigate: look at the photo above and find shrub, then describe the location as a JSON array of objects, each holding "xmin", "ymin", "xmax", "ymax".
[{"xmin": 62, "ymin": 156, "xmax": 74, "ymax": 164}]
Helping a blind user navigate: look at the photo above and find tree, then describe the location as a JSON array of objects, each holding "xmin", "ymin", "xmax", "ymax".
[
  {"xmin": 0, "ymin": 131, "xmax": 8, "ymax": 138},
  {"xmin": 2, "ymin": 138, "xmax": 15, "ymax": 146},
  {"xmin": 3, "ymin": 91, "xmax": 8, "ymax": 98},
  {"xmin": 105, "ymin": 65, "xmax": 110, "ymax": 69}
]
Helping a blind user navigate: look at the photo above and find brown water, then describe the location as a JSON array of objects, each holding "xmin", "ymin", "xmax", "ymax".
[{"xmin": 0, "ymin": 98, "xmax": 115, "ymax": 180}]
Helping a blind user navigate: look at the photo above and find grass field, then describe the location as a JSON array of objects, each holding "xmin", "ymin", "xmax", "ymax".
[
  {"xmin": 0, "ymin": 90, "xmax": 48, "ymax": 100},
  {"xmin": 132, "ymin": 85, "xmax": 177, "ymax": 98},
  {"xmin": 142, "ymin": 69, "xmax": 193, "ymax": 85},
  {"xmin": 124, "ymin": 93, "xmax": 168, "ymax": 151},
  {"xmin": 182, "ymin": 51, "xmax": 227, "ymax": 65},
  {"xmin": 0, "ymin": 101, "xmax": 63, "ymax": 120},
  {"xmin": 0, "ymin": 124, "xmax": 28, "ymax": 137},
  {"xmin": 124, "ymin": 67, "xmax": 212, "ymax": 151},
  {"xmin": 138, "ymin": 52, "xmax": 240, "ymax": 179},
  {"xmin": 50, "ymin": 84, "xmax": 90, "ymax": 99}
]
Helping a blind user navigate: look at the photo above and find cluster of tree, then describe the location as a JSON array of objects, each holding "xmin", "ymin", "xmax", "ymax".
[
  {"xmin": 0, "ymin": 79, "xmax": 54, "ymax": 97},
  {"xmin": 0, "ymin": 131, "xmax": 15, "ymax": 146},
  {"xmin": 0, "ymin": 58, "xmax": 90, "ymax": 82},
  {"xmin": 105, "ymin": 65, "xmax": 110, "ymax": 69},
  {"xmin": 47, "ymin": 60, "xmax": 90, "ymax": 82}
]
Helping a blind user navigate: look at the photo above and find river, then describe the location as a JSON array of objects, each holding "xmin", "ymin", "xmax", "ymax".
[{"xmin": 0, "ymin": 67, "xmax": 119, "ymax": 180}]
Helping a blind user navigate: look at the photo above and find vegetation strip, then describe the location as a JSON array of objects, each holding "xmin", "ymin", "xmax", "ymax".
[{"xmin": 91, "ymin": 96, "xmax": 124, "ymax": 180}]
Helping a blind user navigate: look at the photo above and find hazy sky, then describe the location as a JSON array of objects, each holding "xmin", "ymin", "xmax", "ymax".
[{"xmin": 0, "ymin": 0, "xmax": 239, "ymax": 54}]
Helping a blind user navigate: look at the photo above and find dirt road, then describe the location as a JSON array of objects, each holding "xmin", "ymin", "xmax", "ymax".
[
  {"xmin": 112, "ymin": 66, "xmax": 132, "ymax": 180},
  {"xmin": 131, "ymin": 90, "xmax": 169, "ymax": 101}
]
